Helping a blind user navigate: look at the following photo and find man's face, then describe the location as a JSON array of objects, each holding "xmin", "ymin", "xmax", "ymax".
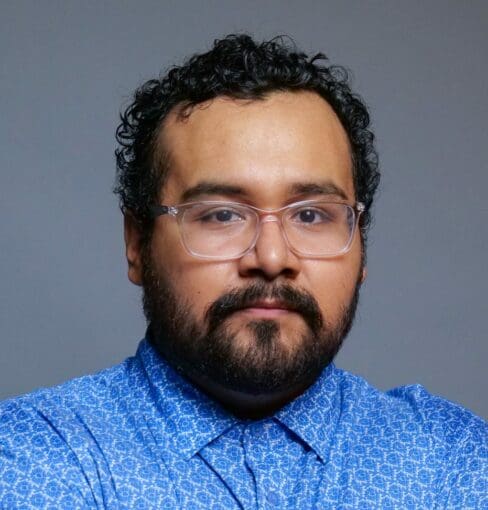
[{"xmin": 126, "ymin": 91, "xmax": 365, "ymax": 396}]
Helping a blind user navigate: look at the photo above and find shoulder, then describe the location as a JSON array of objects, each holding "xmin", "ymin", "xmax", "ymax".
[
  {"xmin": 1, "ymin": 355, "xmax": 137, "ymax": 422},
  {"xmin": 0, "ymin": 356, "xmax": 140, "ymax": 508},
  {"xmin": 0, "ymin": 353, "xmax": 149, "ymax": 446},
  {"xmin": 384, "ymin": 383, "xmax": 487, "ymax": 442},
  {"xmin": 339, "ymin": 367, "xmax": 487, "ymax": 447},
  {"xmin": 386, "ymin": 384, "xmax": 487, "ymax": 504},
  {"xmin": 335, "ymin": 367, "xmax": 486, "ymax": 439},
  {"xmin": 334, "ymin": 368, "xmax": 487, "ymax": 507}
]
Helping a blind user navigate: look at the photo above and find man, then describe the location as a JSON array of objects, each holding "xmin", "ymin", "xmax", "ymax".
[{"xmin": 1, "ymin": 34, "xmax": 486, "ymax": 509}]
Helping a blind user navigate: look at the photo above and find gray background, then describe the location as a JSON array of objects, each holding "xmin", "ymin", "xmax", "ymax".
[{"xmin": 1, "ymin": 1, "xmax": 486, "ymax": 419}]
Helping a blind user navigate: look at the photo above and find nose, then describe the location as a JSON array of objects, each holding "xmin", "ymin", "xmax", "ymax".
[{"xmin": 237, "ymin": 216, "xmax": 300, "ymax": 280}]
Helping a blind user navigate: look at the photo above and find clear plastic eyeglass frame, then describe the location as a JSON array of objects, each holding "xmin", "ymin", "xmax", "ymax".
[{"xmin": 150, "ymin": 199, "xmax": 365, "ymax": 260}]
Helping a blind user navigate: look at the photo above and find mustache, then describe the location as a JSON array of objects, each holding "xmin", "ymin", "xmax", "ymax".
[{"xmin": 205, "ymin": 282, "xmax": 324, "ymax": 333}]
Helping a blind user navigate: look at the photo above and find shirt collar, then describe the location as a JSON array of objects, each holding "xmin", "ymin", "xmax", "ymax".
[
  {"xmin": 137, "ymin": 338, "xmax": 342, "ymax": 463},
  {"xmin": 136, "ymin": 339, "xmax": 238, "ymax": 460},
  {"xmin": 275, "ymin": 363, "xmax": 343, "ymax": 463}
]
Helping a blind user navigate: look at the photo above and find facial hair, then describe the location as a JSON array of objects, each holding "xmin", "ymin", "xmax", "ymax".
[{"xmin": 141, "ymin": 253, "xmax": 362, "ymax": 395}]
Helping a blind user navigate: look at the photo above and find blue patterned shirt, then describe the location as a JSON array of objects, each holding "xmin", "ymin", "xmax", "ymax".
[{"xmin": 0, "ymin": 339, "xmax": 486, "ymax": 509}]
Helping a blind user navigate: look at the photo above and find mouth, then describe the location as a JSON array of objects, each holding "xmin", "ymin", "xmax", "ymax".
[{"xmin": 235, "ymin": 300, "xmax": 297, "ymax": 318}]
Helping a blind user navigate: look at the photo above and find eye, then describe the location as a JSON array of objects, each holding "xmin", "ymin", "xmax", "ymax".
[
  {"xmin": 198, "ymin": 207, "xmax": 246, "ymax": 223},
  {"xmin": 291, "ymin": 207, "xmax": 333, "ymax": 224}
]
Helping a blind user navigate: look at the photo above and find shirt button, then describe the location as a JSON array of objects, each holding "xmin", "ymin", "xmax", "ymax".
[{"xmin": 267, "ymin": 491, "xmax": 280, "ymax": 507}]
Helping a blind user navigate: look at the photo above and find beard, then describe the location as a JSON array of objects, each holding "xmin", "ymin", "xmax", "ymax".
[{"xmin": 141, "ymin": 253, "xmax": 362, "ymax": 396}]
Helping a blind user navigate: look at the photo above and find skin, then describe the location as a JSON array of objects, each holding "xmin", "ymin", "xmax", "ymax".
[{"xmin": 125, "ymin": 91, "xmax": 366, "ymax": 415}]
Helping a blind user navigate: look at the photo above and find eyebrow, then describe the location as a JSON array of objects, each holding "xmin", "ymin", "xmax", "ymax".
[
  {"xmin": 288, "ymin": 182, "xmax": 349, "ymax": 201},
  {"xmin": 181, "ymin": 182, "xmax": 247, "ymax": 202},
  {"xmin": 180, "ymin": 179, "xmax": 349, "ymax": 203}
]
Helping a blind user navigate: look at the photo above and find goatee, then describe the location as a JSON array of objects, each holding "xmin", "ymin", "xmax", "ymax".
[{"xmin": 141, "ymin": 254, "xmax": 361, "ymax": 395}]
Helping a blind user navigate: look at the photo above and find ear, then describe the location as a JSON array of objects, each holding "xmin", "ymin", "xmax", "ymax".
[
  {"xmin": 360, "ymin": 266, "xmax": 367, "ymax": 284},
  {"xmin": 124, "ymin": 213, "xmax": 144, "ymax": 286}
]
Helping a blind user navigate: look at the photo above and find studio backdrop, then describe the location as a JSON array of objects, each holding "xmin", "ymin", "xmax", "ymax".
[{"xmin": 0, "ymin": 0, "xmax": 486, "ymax": 419}]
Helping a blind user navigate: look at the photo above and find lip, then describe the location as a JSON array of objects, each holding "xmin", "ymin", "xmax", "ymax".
[{"xmin": 236, "ymin": 300, "xmax": 296, "ymax": 317}]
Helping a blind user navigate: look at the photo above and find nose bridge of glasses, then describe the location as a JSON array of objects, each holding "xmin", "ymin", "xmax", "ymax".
[
  {"xmin": 259, "ymin": 213, "xmax": 281, "ymax": 224},
  {"xmin": 253, "ymin": 211, "xmax": 289, "ymax": 252}
]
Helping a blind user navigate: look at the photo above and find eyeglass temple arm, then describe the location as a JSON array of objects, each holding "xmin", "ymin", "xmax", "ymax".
[{"xmin": 149, "ymin": 205, "xmax": 172, "ymax": 218}]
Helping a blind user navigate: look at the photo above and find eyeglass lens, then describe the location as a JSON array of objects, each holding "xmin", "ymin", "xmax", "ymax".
[{"xmin": 179, "ymin": 202, "xmax": 356, "ymax": 259}]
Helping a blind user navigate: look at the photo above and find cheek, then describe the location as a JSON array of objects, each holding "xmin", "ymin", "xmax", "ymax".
[
  {"xmin": 176, "ymin": 263, "xmax": 237, "ymax": 316},
  {"xmin": 152, "ymin": 230, "xmax": 236, "ymax": 314},
  {"xmin": 303, "ymin": 257, "xmax": 361, "ymax": 322}
]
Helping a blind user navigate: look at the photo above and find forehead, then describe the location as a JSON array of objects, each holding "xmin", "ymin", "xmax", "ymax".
[{"xmin": 158, "ymin": 91, "xmax": 354, "ymax": 204}]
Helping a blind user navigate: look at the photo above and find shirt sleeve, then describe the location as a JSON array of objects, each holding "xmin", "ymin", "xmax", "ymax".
[
  {"xmin": 0, "ymin": 401, "xmax": 96, "ymax": 509},
  {"xmin": 437, "ymin": 415, "xmax": 488, "ymax": 509}
]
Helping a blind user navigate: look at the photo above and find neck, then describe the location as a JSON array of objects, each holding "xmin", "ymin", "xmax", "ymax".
[{"xmin": 186, "ymin": 373, "xmax": 315, "ymax": 419}]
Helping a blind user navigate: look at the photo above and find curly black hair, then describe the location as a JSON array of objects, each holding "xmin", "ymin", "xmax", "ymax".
[{"xmin": 114, "ymin": 34, "xmax": 379, "ymax": 245}]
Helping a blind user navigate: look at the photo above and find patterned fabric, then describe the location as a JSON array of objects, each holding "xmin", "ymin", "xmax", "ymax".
[{"xmin": 0, "ymin": 339, "xmax": 486, "ymax": 509}]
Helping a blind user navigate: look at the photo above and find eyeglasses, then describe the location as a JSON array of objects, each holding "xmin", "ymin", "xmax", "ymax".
[{"xmin": 150, "ymin": 200, "xmax": 365, "ymax": 260}]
